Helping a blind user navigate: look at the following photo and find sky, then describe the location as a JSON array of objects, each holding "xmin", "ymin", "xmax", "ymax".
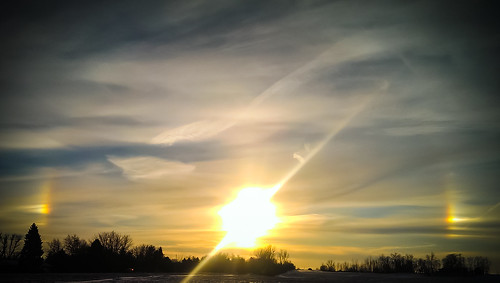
[{"xmin": 1, "ymin": 0, "xmax": 500, "ymax": 272}]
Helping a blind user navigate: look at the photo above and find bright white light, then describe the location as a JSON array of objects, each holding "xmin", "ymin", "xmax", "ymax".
[{"xmin": 218, "ymin": 187, "xmax": 279, "ymax": 248}]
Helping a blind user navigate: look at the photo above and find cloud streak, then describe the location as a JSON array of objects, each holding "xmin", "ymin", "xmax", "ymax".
[
  {"xmin": 108, "ymin": 156, "xmax": 195, "ymax": 180},
  {"xmin": 1, "ymin": 0, "xmax": 500, "ymax": 273}
]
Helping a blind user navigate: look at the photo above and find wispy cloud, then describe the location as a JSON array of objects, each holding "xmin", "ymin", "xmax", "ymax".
[
  {"xmin": 151, "ymin": 119, "xmax": 234, "ymax": 146},
  {"xmin": 108, "ymin": 156, "xmax": 195, "ymax": 180},
  {"xmin": 1, "ymin": 0, "xmax": 500, "ymax": 273}
]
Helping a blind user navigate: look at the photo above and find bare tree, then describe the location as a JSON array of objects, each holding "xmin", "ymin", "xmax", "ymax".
[
  {"xmin": 426, "ymin": 252, "xmax": 440, "ymax": 273},
  {"xmin": 466, "ymin": 256, "xmax": 490, "ymax": 275},
  {"xmin": 64, "ymin": 234, "xmax": 88, "ymax": 256},
  {"xmin": 363, "ymin": 256, "xmax": 375, "ymax": 272},
  {"xmin": 47, "ymin": 238, "xmax": 63, "ymax": 255},
  {"xmin": 132, "ymin": 244, "xmax": 157, "ymax": 259},
  {"xmin": 254, "ymin": 245, "xmax": 276, "ymax": 263},
  {"xmin": 0, "ymin": 233, "xmax": 22, "ymax": 259},
  {"xmin": 325, "ymin": 259, "xmax": 335, "ymax": 271},
  {"xmin": 277, "ymin": 249, "xmax": 290, "ymax": 265},
  {"xmin": 95, "ymin": 231, "xmax": 132, "ymax": 254}
]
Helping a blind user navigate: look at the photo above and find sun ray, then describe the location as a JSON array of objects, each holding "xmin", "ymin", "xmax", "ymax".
[{"xmin": 181, "ymin": 53, "xmax": 389, "ymax": 283}]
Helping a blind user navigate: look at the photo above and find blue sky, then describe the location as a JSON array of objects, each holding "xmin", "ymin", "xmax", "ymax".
[{"xmin": 1, "ymin": 0, "xmax": 499, "ymax": 271}]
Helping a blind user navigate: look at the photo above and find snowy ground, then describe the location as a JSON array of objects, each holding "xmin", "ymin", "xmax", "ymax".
[{"xmin": 1, "ymin": 270, "xmax": 499, "ymax": 282}]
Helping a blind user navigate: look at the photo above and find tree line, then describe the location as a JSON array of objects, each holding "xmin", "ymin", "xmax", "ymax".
[
  {"xmin": 0, "ymin": 223, "xmax": 295, "ymax": 275},
  {"xmin": 319, "ymin": 252, "xmax": 490, "ymax": 275},
  {"xmin": 2, "ymin": 223, "xmax": 491, "ymax": 276}
]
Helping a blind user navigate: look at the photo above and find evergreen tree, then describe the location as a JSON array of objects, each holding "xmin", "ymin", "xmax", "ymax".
[{"xmin": 19, "ymin": 223, "xmax": 44, "ymax": 272}]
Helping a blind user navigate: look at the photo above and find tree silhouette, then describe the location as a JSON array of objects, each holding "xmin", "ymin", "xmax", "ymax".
[
  {"xmin": 426, "ymin": 252, "xmax": 440, "ymax": 274},
  {"xmin": 466, "ymin": 256, "xmax": 490, "ymax": 275},
  {"xmin": 320, "ymin": 259, "xmax": 336, "ymax": 272},
  {"xmin": 277, "ymin": 249, "xmax": 290, "ymax": 265},
  {"xmin": 63, "ymin": 234, "xmax": 88, "ymax": 256},
  {"xmin": 132, "ymin": 244, "xmax": 164, "ymax": 272},
  {"xmin": 19, "ymin": 223, "xmax": 44, "ymax": 272},
  {"xmin": 0, "ymin": 232, "xmax": 22, "ymax": 260},
  {"xmin": 254, "ymin": 245, "xmax": 276, "ymax": 262},
  {"xmin": 319, "ymin": 252, "xmax": 489, "ymax": 276},
  {"xmin": 249, "ymin": 245, "xmax": 295, "ymax": 275},
  {"xmin": 91, "ymin": 231, "xmax": 134, "ymax": 272},
  {"xmin": 46, "ymin": 238, "xmax": 68, "ymax": 272},
  {"xmin": 88, "ymin": 239, "xmax": 105, "ymax": 272},
  {"xmin": 442, "ymin": 253, "xmax": 466, "ymax": 274},
  {"xmin": 94, "ymin": 231, "xmax": 132, "ymax": 254}
]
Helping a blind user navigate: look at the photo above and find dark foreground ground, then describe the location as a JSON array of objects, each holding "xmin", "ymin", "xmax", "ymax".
[{"xmin": 1, "ymin": 270, "xmax": 498, "ymax": 283}]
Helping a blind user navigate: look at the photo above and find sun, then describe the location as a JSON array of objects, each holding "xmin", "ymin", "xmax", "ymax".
[{"xmin": 218, "ymin": 187, "xmax": 279, "ymax": 248}]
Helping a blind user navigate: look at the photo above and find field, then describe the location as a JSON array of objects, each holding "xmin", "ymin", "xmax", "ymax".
[{"xmin": 1, "ymin": 270, "xmax": 499, "ymax": 283}]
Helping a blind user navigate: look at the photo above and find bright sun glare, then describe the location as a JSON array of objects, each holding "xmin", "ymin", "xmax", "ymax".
[{"xmin": 218, "ymin": 187, "xmax": 279, "ymax": 248}]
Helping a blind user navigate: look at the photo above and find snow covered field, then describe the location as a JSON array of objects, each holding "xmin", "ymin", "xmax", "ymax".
[{"xmin": 1, "ymin": 270, "xmax": 499, "ymax": 283}]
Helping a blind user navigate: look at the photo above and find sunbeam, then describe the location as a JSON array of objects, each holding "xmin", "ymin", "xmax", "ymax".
[{"xmin": 182, "ymin": 81, "xmax": 388, "ymax": 282}]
